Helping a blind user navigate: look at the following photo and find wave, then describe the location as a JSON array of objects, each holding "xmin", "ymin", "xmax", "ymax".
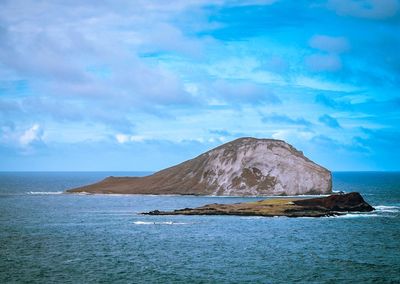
[
  {"xmin": 240, "ymin": 216, "xmax": 264, "ymax": 220},
  {"xmin": 27, "ymin": 191, "xmax": 64, "ymax": 195},
  {"xmin": 336, "ymin": 213, "xmax": 381, "ymax": 218},
  {"xmin": 133, "ymin": 221, "xmax": 189, "ymax": 225},
  {"xmin": 206, "ymin": 194, "xmax": 331, "ymax": 198},
  {"xmin": 333, "ymin": 205, "xmax": 399, "ymax": 218},
  {"xmin": 374, "ymin": 205, "xmax": 400, "ymax": 213}
]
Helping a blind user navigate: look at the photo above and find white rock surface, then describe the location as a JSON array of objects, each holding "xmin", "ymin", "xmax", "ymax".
[{"xmin": 198, "ymin": 138, "xmax": 331, "ymax": 195}]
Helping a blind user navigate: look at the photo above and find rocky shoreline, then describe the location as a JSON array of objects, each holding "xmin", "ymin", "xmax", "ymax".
[{"xmin": 143, "ymin": 192, "xmax": 374, "ymax": 218}]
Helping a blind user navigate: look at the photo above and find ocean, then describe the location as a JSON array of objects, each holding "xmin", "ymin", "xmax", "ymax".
[{"xmin": 0, "ymin": 172, "xmax": 399, "ymax": 283}]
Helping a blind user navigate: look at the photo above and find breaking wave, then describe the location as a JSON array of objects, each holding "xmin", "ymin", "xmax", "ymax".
[
  {"xmin": 27, "ymin": 191, "xmax": 64, "ymax": 195},
  {"xmin": 133, "ymin": 221, "xmax": 189, "ymax": 225},
  {"xmin": 374, "ymin": 205, "xmax": 400, "ymax": 213},
  {"xmin": 335, "ymin": 213, "xmax": 381, "ymax": 218},
  {"xmin": 333, "ymin": 205, "xmax": 399, "ymax": 218}
]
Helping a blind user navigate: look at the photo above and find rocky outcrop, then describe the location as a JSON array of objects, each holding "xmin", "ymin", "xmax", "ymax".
[
  {"xmin": 143, "ymin": 192, "xmax": 374, "ymax": 217},
  {"xmin": 292, "ymin": 192, "xmax": 374, "ymax": 212},
  {"xmin": 67, "ymin": 137, "xmax": 332, "ymax": 196}
]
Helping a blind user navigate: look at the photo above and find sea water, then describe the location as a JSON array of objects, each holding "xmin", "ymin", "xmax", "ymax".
[{"xmin": 0, "ymin": 172, "xmax": 399, "ymax": 283}]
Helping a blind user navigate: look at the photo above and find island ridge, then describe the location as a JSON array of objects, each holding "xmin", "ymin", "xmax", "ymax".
[{"xmin": 67, "ymin": 137, "xmax": 332, "ymax": 196}]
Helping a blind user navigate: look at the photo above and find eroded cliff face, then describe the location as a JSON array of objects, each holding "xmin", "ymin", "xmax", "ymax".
[
  {"xmin": 67, "ymin": 137, "xmax": 332, "ymax": 196},
  {"xmin": 196, "ymin": 138, "xmax": 331, "ymax": 195}
]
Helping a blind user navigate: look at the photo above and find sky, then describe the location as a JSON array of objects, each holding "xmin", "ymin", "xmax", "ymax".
[{"xmin": 0, "ymin": 0, "xmax": 399, "ymax": 171}]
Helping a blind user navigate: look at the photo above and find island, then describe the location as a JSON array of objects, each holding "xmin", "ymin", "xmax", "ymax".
[
  {"xmin": 67, "ymin": 137, "xmax": 332, "ymax": 196},
  {"xmin": 143, "ymin": 192, "xmax": 374, "ymax": 218}
]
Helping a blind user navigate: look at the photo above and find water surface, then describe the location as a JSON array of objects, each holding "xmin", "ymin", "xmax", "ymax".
[{"xmin": 0, "ymin": 172, "xmax": 399, "ymax": 283}]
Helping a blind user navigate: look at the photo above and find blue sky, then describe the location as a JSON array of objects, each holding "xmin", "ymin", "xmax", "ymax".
[{"xmin": 0, "ymin": 0, "xmax": 399, "ymax": 171}]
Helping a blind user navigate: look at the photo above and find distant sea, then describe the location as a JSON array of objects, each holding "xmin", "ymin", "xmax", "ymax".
[{"xmin": 1, "ymin": 172, "xmax": 399, "ymax": 283}]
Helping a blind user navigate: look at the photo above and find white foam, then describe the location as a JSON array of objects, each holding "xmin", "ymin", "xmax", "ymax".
[
  {"xmin": 76, "ymin": 192, "xmax": 91, "ymax": 195},
  {"xmin": 336, "ymin": 213, "xmax": 380, "ymax": 218},
  {"xmin": 133, "ymin": 221, "xmax": 189, "ymax": 225},
  {"xmin": 202, "ymin": 194, "xmax": 330, "ymax": 198},
  {"xmin": 274, "ymin": 194, "xmax": 330, "ymax": 198},
  {"xmin": 374, "ymin": 205, "xmax": 400, "ymax": 213},
  {"xmin": 239, "ymin": 216, "xmax": 264, "ymax": 220},
  {"xmin": 27, "ymin": 191, "xmax": 63, "ymax": 195}
]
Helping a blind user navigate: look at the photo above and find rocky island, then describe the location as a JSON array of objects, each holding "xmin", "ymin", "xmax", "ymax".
[
  {"xmin": 67, "ymin": 137, "xmax": 332, "ymax": 196},
  {"xmin": 143, "ymin": 192, "xmax": 374, "ymax": 217}
]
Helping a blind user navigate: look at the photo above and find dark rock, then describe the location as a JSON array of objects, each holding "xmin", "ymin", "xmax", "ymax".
[
  {"xmin": 293, "ymin": 192, "xmax": 374, "ymax": 212},
  {"xmin": 142, "ymin": 192, "xmax": 374, "ymax": 218}
]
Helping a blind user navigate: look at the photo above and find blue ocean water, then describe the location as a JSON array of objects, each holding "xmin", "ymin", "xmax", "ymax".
[{"xmin": 0, "ymin": 172, "xmax": 399, "ymax": 283}]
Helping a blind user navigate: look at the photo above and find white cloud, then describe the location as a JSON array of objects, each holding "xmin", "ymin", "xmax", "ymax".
[
  {"xmin": 207, "ymin": 57, "xmax": 285, "ymax": 85},
  {"xmin": 309, "ymin": 35, "xmax": 349, "ymax": 54},
  {"xmin": 115, "ymin": 134, "xmax": 130, "ymax": 144},
  {"xmin": 210, "ymin": 79, "xmax": 281, "ymax": 105},
  {"xmin": 271, "ymin": 129, "xmax": 291, "ymax": 140},
  {"xmin": 0, "ymin": 0, "xmax": 209, "ymax": 113},
  {"xmin": 294, "ymin": 76, "xmax": 359, "ymax": 92},
  {"xmin": 115, "ymin": 134, "xmax": 146, "ymax": 144},
  {"xmin": 306, "ymin": 54, "xmax": 342, "ymax": 72},
  {"xmin": 19, "ymin": 124, "xmax": 43, "ymax": 146},
  {"xmin": 328, "ymin": 0, "xmax": 400, "ymax": 19},
  {"xmin": 306, "ymin": 35, "xmax": 349, "ymax": 72},
  {"xmin": 130, "ymin": 135, "xmax": 146, "ymax": 142}
]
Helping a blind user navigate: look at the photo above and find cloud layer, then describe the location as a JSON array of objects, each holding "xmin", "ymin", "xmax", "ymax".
[{"xmin": 1, "ymin": 0, "xmax": 399, "ymax": 171}]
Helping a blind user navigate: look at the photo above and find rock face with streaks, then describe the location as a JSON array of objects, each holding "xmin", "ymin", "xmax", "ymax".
[{"xmin": 67, "ymin": 137, "xmax": 332, "ymax": 196}]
